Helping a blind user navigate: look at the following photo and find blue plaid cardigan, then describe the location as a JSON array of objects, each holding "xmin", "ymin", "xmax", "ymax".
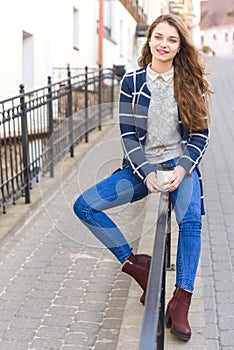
[{"xmin": 118, "ymin": 67, "xmax": 210, "ymax": 215}]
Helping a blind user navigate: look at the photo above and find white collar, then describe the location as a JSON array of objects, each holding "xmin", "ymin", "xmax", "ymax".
[{"xmin": 147, "ymin": 64, "xmax": 174, "ymax": 82}]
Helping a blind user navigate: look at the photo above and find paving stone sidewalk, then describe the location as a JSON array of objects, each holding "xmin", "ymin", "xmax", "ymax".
[
  {"xmin": 199, "ymin": 57, "xmax": 234, "ymax": 350},
  {"xmin": 0, "ymin": 117, "xmax": 154, "ymax": 350}
]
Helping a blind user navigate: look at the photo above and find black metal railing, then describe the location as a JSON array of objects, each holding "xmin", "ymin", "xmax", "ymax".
[
  {"xmin": 139, "ymin": 191, "xmax": 173, "ymax": 350},
  {"xmin": 0, "ymin": 66, "xmax": 116, "ymax": 214}
]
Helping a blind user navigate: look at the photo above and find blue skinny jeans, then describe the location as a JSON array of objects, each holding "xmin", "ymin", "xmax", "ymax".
[{"xmin": 73, "ymin": 159, "xmax": 202, "ymax": 292}]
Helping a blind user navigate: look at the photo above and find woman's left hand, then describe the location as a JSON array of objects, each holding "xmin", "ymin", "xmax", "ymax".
[{"xmin": 163, "ymin": 166, "xmax": 187, "ymax": 192}]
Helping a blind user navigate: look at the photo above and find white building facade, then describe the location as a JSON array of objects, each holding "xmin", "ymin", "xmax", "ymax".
[
  {"xmin": 190, "ymin": 0, "xmax": 202, "ymax": 48},
  {"xmin": 0, "ymin": 0, "xmax": 149, "ymax": 99},
  {"xmin": 200, "ymin": 25, "xmax": 234, "ymax": 57},
  {"xmin": 0, "ymin": 0, "xmax": 203, "ymax": 100},
  {"xmin": 102, "ymin": 1, "xmax": 145, "ymax": 72},
  {"xmin": 0, "ymin": 0, "xmax": 97, "ymax": 98},
  {"xmin": 0, "ymin": 0, "xmax": 96, "ymax": 100}
]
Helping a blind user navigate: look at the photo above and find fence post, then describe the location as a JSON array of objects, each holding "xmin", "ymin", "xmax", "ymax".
[
  {"xmin": 157, "ymin": 198, "xmax": 173, "ymax": 349},
  {"xmin": 85, "ymin": 66, "xmax": 89, "ymax": 142},
  {"xmin": 157, "ymin": 201, "xmax": 173, "ymax": 349},
  {"xmin": 111, "ymin": 65, "xmax": 115, "ymax": 118},
  {"xmin": 98, "ymin": 64, "xmax": 102, "ymax": 131},
  {"xmin": 67, "ymin": 66, "xmax": 74, "ymax": 157},
  {"xmin": 139, "ymin": 191, "xmax": 169, "ymax": 350},
  {"xmin": 19, "ymin": 84, "xmax": 30, "ymax": 204},
  {"xmin": 157, "ymin": 253, "xmax": 166, "ymax": 349},
  {"xmin": 166, "ymin": 202, "xmax": 175, "ymax": 271},
  {"xmin": 0, "ymin": 128, "xmax": 7, "ymax": 213},
  {"xmin": 47, "ymin": 76, "xmax": 54, "ymax": 177},
  {"xmin": 67, "ymin": 63, "xmax": 70, "ymax": 77}
]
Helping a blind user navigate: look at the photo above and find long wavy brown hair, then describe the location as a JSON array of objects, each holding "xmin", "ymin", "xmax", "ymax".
[{"xmin": 138, "ymin": 14, "xmax": 212, "ymax": 131}]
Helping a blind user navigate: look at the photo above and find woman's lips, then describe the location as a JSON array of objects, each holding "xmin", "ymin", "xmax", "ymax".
[{"xmin": 157, "ymin": 49, "xmax": 169, "ymax": 55}]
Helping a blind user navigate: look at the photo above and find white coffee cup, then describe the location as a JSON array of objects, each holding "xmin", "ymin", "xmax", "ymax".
[{"xmin": 157, "ymin": 164, "xmax": 174, "ymax": 185}]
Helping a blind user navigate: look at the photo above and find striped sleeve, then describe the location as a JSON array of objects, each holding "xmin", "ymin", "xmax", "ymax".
[
  {"xmin": 119, "ymin": 74, "xmax": 155, "ymax": 180},
  {"xmin": 177, "ymin": 127, "xmax": 210, "ymax": 174}
]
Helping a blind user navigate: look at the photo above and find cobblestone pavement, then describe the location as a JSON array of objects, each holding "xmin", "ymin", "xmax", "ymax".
[
  {"xmin": 0, "ymin": 57, "xmax": 233, "ymax": 350},
  {"xmin": 0, "ymin": 116, "xmax": 151, "ymax": 350},
  {"xmin": 200, "ymin": 56, "xmax": 234, "ymax": 350}
]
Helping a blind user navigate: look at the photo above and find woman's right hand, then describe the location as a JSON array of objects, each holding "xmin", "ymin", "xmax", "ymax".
[{"xmin": 145, "ymin": 172, "xmax": 162, "ymax": 193}]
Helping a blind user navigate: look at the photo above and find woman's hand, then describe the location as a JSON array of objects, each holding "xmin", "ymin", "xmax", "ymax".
[
  {"xmin": 163, "ymin": 166, "xmax": 187, "ymax": 192},
  {"xmin": 145, "ymin": 172, "xmax": 162, "ymax": 193}
]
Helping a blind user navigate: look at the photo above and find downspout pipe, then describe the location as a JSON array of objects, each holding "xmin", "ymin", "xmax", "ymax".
[{"xmin": 99, "ymin": 0, "xmax": 104, "ymax": 68}]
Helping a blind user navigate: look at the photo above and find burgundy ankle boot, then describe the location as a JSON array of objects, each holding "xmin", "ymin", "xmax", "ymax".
[
  {"xmin": 134, "ymin": 254, "xmax": 151, "ymax": 270},
  {"xmin": 122, "ymin": 253, "xmax": 151, "ymax": 305},
  {"xmin": 165, "ymin": 287, "xmax": 192, "ymax": 341},
  {"xmin": 133, "ymin": 254, "xmax": 151, "ymax": 305}
]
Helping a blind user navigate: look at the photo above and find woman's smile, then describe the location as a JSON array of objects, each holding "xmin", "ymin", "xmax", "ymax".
[{"xmin": 157, "ymin": 49, "xmax": 169, "ymax": 55}]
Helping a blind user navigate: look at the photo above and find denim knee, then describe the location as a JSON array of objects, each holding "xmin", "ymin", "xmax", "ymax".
[
  {"xmin": 179, "ymin": 220, "xmax": 202, "ymax": 236},
  {"xmin": 73, "ymin": 195, "xmax": 88, "ymax": 221}
]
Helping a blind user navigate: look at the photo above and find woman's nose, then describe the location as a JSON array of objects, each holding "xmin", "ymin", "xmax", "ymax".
[{"xmin": 160, "ymin": 38, "xmax": 167, "ymax": 47}]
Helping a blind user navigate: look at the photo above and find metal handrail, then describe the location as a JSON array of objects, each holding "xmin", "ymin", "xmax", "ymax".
[{"xmin": 139, "ymin": 191, "xmax": 171, "ymax": 350}]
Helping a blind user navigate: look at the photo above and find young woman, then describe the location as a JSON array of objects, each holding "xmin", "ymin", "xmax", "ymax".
[{"xmin": 73, "ymin": 14, "xmax": 212, "ymax": 341}]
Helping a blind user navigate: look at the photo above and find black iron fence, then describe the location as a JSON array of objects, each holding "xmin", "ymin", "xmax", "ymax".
[{"xmin": 0, "ymin": 66, "xmax": 117, "ymax": 214}]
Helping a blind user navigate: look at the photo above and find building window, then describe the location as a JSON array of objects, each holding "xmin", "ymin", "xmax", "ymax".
[
  {"xmin": 104, "ymin": 0, "xmax": 113, "ymax": 38},
  {"xmin": 73, "ymin": 7, "xmax": 79, "ymax": 50},
  {"xmin": 119, "ymin": 19, "xmax": 123, "ymax": 57},
  {"xmin": 201, "ymin": 35, "xmax": 204, "ymax": 45},
  {"xmin": 22, "ymin": 31, "xmax": 34, "ymax": 90},
  {"xmin": 127, "ymin": 27, "xmax": 131, "ymax": 62}
]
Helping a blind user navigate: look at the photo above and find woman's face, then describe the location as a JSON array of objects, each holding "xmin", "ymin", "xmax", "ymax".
[{"xmin": 149, "ymin": 21, "xmax": 181, "ymax": 66}]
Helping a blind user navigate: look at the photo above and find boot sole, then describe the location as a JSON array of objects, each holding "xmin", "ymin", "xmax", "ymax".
[{"xmin": 170, "ymin": 328, "xmax": 191, "ymax": 341}]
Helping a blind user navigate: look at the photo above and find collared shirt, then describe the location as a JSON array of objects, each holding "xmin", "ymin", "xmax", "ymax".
[
  {"xmin": 144, "ymin": 64, "xmax": 183, "ymax": 164},
  {"xmin": 147, "ymin": 64, "xmax": 174, "ymax": 82}
]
